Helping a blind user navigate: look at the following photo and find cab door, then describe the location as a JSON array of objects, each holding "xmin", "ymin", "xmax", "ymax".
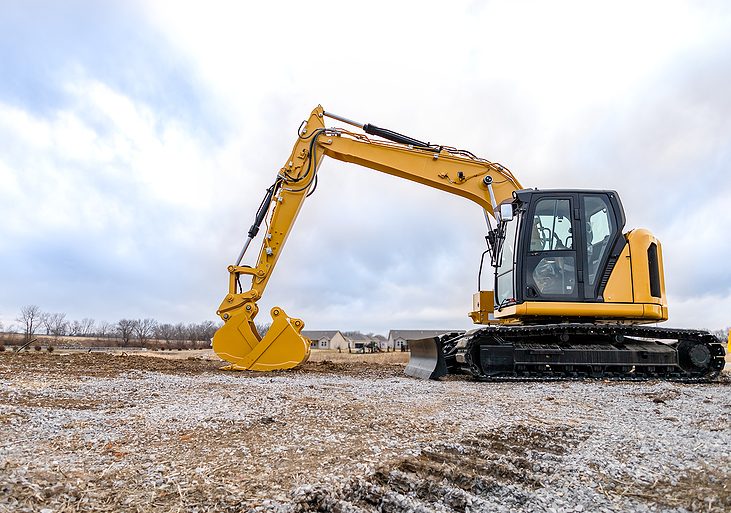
[
  {"xmin": 523, "ymin": 195, "xmax": 580, "ymax": 301},
  {"xmin": 580, "ymin": 193, "xmax": 620, "ymax": 300}
]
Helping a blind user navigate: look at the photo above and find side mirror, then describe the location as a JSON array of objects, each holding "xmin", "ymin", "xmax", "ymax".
[{"xmin": 499, "ymin": 203, "xmax": 514, "ymax": 222}]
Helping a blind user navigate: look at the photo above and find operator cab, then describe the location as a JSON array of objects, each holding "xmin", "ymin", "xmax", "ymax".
[{"xmin": 491, "ymin": 189, "xmax": 626, "ymax": 310}]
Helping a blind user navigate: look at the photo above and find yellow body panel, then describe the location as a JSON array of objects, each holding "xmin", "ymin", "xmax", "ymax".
[
  {"xmin": 600, "ymin": 229, "xmax": 667, "ymax": 321},
  {"xmin": 628, "ymin": 229, "xmax": 667, "ymax": 309},
  {"xmin": 602, "ymin": 243, "xmax": 633, "ymax": 303},
  {"xmin": 469, "ymin": 291, "xmax": 495, "ymax": 324},
  {"xmin": 494, "ymin": 301, "xmax": 665, "ymax": 321},
  {"xmin": 605, "ymin": 229, "xmax": 667, "ymax": 319}
]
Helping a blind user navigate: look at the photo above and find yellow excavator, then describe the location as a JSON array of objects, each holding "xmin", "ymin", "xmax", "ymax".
[{"xmin": 212, "ymin": 105, "xmax": 725, "ymax": 380}]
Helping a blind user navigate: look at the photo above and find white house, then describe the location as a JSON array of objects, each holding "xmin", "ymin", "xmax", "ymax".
[
  {"xmin": 301, "ymin": 330, "xmax": 349, "ymax": 350},
  {"xmin": 386, "ymin": 330, "xmax": 465, "ymax": 350},
  {"xmin": 343, "ymin": 332, "xmax": 370, "ymax": 352}
]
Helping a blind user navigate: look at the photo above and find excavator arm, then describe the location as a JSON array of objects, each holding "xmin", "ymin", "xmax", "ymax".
[{"xmin": 213, "ymin": 105, "xmax": 521, "ymax": 370}]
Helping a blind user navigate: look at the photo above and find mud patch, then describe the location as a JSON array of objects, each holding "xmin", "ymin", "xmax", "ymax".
[
  {"xmin": 0, "ymin": 352, "xmax": 222, "ymax": 377},
  {"xmin": 0, "ymin": 352, "xmax": 406, "ymax": 380}
]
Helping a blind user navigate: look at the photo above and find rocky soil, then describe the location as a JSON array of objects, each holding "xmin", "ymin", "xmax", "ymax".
[{"xmin": 0, "ymin": 351, "xmax": 729, "ymax": 512}]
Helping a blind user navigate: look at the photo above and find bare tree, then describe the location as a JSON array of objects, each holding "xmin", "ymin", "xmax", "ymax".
[
  {"xmin": 133, "ymin": 318, "xmax": 157, "ymax": 347},
  {"xmin": 17, "ymin": 305, "xmax": 42, "ymax": 345},
  {"xmin": 96, "ymin": 321, "xmax": 112, "ymax": 340},
  {"xmin": 116, "ymin": 319, "xmax": 134, "ymax": 346},
  {"xmin": 255, "ymin": 322, "xmax": 271, "ymax": 337},
  {"xmin": 45, "ymin": 313, "xmax": 68, "ymax": 342},
  {"xmin": 79, "ymin": 318, "xmax": 96, "ymax": 337},
  {"xmin": 180, "ymin": 323, "xmax": 192, "ymax": 344},
  {"xmin": 40, "ymin": 312, "xmax": 51, "ymax": 335},
  {"xmin": 68, "ymin": 320, "xmax": 82, "ymax": 337},
  {"xmin": 155, "ymin": 323, "xmax": 175, "ymax": 348},
  {"xmin": 178, "ymin": 320, "xmax": 219, "ymax": 349},
  {"xmin": 173, "ymin": 322, "xmax": 186, "ymax": 342},
  {"xmin": 197, "ymin": 320, "xmax": 218, "ymax": 348}
]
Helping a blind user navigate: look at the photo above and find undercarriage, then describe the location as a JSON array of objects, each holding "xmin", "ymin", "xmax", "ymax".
[{"xmin": 407, "ymin": 325, "xmax": 726, "ymax": 382}]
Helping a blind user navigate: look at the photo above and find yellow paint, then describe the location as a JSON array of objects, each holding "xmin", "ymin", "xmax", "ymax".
[
  {"xmin": 495, "ymin": 301, "xmax": 665, "ymax": 321},
  {"xmin": 603, "ymin": 243, "xmax": 633, "ymax": 303},
  {"xmin": 627, "ymin": 229, "xmax": 667, "ymax": 313},
  {"xmin": 469, "ymin": 291, "xmax": 494, "ymax": 324},
  {"xmin": 601, "ymin": 230, "xmax": 667, "ymax": 321},
  {"xmin": 212, "ymin": 307, "xmax": 310, "ymax": 371}
]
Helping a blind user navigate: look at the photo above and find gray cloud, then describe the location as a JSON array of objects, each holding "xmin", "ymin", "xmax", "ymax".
[{"xmin": 2, "ymin": 1, "xmax": 731, "ymax": 334}]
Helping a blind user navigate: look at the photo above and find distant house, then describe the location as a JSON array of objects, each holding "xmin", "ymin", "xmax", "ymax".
[
  {"xmin": 342, "ymin": 333, "xmax": 388, "ymax": 352},
  {"xmin": 344, "ymin": 332, "xmax": 371, "ymax": 352},
  {"xmin": 386, "ymin": 330, "xmax": 465, "ymax": 351},
  {"xmin": 301, "ymin": 330, "xmax": 349, "ymax": 350},
  {"xmin": 372, "ymin": 334, "xmax": 388, "ymax": 351}
]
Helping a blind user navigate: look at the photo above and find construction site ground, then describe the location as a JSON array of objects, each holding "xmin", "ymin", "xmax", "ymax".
[{"xmin": 0, "ymin": 349, "xmax": 729, "ymax": 513}]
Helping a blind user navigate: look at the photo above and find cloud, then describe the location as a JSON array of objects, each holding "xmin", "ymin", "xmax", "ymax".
[
  {"xmin": 0, "ymin": 78, "xmax": 228, "ymax": 322},
  {"xmin": 1, "ymin": 1, "xmax": 731, "ymax": 334}
]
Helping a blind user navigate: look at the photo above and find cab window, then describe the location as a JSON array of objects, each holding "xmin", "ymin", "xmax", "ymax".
[
  {"xmin": 525, "ymin": 198, "xmax": 577, "ymax": 299},
  {"xmin": 583, "ymin": 195, "xmax": 614, "ymax": 288},
  {"xmin": 495, "ymin": 215, "xmax": 518, "ymax": 305},
  {"xmin": 529, "ymin": 199, "xmax": 573, "ymax": 251}
]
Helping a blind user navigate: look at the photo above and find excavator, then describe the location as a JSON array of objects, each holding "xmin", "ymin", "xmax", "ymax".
[{"xmin": 212, "ymin": 105, "xmax": 726, "ymax": 381}]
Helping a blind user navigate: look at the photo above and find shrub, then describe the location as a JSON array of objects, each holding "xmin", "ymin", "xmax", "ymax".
[
  {"xmin": 0, "ymin": 345, "xmax": 5, "ymax": 352},
  {"xmin": 47, "ymin": 346, "xmax": 54, "ymax": 353},
  {"xmin": 34, "ymin": 345, "xmax": 42, "ymax": 351}
]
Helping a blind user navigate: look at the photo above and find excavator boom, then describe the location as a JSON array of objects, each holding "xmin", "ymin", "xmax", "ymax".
[{"xmin": 213, "ymin": 105, "xmax": 520, "ymax": 370}]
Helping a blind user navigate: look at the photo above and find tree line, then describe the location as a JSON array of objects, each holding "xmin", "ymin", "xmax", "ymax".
[{"xmin": 1, "ymin": 305, "xmax": 223, "ymax": 350}]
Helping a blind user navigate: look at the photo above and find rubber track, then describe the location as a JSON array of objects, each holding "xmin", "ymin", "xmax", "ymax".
[{"xmin": 446, "ymin": 324, "xmax": 726, "ymax": 383}]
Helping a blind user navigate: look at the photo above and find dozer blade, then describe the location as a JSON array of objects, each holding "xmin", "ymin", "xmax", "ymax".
[
  {"xmin": 212, "ymin": 306, "xmax": 310, "ymax": 371},
  {"xmin": 405, "ymin": 337, "xmax": 448, "ymax": 380}
]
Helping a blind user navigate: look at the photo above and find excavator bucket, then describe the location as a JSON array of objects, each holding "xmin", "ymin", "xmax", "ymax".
[
  {"xmin": 212, "ymin": 307, "xmax": 310, "ymax": 371},
  {"xmin": 404, "ymin": 336, "xmax": 448, "ymax": 380}
]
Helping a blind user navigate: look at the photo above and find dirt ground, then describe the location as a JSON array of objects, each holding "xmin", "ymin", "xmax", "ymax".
[{"xmin": 0, "ymin": 350, "xmax": 729, "ymax": 513}]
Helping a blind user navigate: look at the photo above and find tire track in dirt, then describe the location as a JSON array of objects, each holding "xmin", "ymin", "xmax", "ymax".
[{"xmin": 283, "ymin": 424, "xmax": 586, "ymax": 512}]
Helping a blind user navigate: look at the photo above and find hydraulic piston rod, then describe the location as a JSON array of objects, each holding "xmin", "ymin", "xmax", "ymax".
[{"xmin": 324, "ymin": 110, "xmax": 434, "ymax": 149}]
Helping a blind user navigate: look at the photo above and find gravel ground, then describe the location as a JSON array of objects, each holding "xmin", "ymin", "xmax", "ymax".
[{"xmin": 0, "ymin": 351, "xmax": 729, "ymax": 513}]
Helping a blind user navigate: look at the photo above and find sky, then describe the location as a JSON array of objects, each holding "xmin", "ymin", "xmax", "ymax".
[{"xmin": 1, "ymin": 0, "xmax": 730, "ymax": 334}]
